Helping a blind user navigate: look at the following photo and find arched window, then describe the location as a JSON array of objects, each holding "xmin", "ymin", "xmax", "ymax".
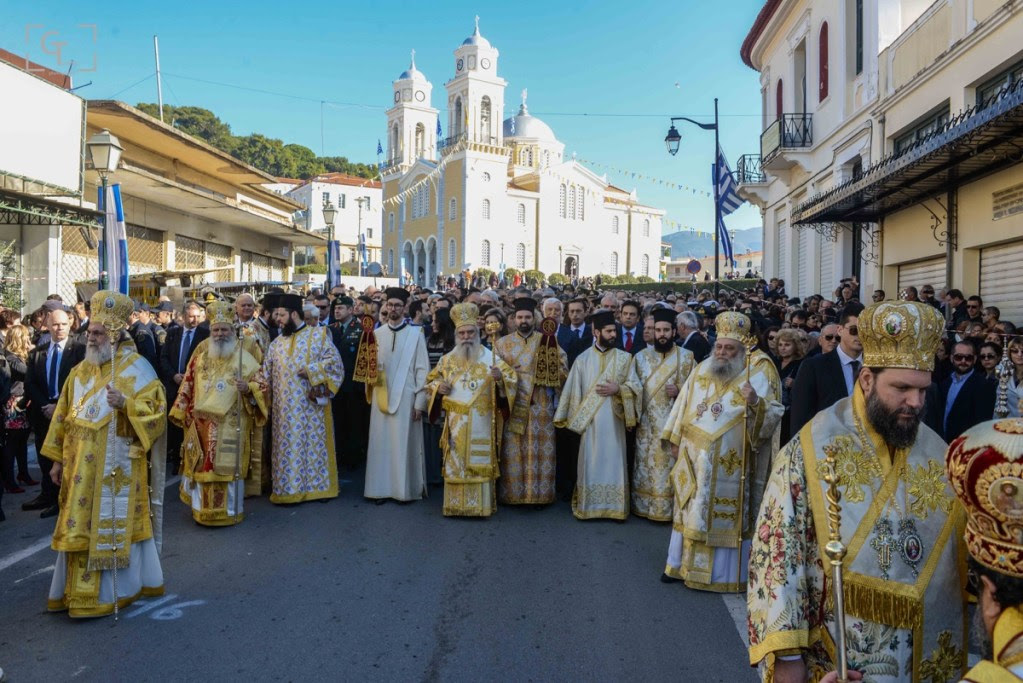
[
  {"xmin": 449, "ymin": 197, "xmax": 457, "ymax": 220},
  {"xmin": 641, "ymin": 254, "xmax": 650, "ymax": 276},
  {"xmin": 610, "ymin": 252, "xmax": 619, "ymax": 276},
  {"xmin": 480, "ymin": 96, "xmax": 491, "ymax": 142},
  {"xmin": 390, "ymin": 124, "xmax": 399, "ymax": 159},
  {"xmin": 454, "ymin": 98, "xmax": 463, "ymax": 135},
  {"xmin": 414, "ymin": 123, "xmax": 425, "ymax": 157},
  {"xmin": 517, "ymin": 203, "xmax": 526, "ymax": 225},
  {"xmin": 559, "ymin": 184, "xmax": 567, "ymax": 218},
  {"xmin": 568, "ymin": 186, "xmax": 576, "ymax": 220},
  {"xmin": 481, "ymin": 239, "xmax": 491, "ymax": 266},
  {"xmin": 388, "ymin": 249, "xmax": 394, "ymax": 274},
  {"xmin": 776, "ymin": 79, "xmax": 784, "ymax": 119},
  {"xmin": 576, "ymin": 188, "xmax": 584, "ymax": 220},
  {"xmin": 482, "ymin": 198, "xmax": 491, "ymax": 220},
  {"xmin": 612, "ymin": 215, "xmax": 619, "ymax": 234},
  {"xmin": 525, "ymin": 148, "xmax": 533, "ymax": 166},
  {"xmin": 819, "ymin": 22, "xmax": 829, "ymax": 102},
  {"xmin": 516, "ymin": 243, "xmax": 526, "ymax": 269},
  {"xmin": 388, "ymin": 212, "xmax": 394, "ymax": 232},
  {"xmin": 448, "ymin": 238, "xmax": 456, "ymax": 267},
  {"xmin": 643, "ymin": 219, "xmax": 650, "ymax": 237}
]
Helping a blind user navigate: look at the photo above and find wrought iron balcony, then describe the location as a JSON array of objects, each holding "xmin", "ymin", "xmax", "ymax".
[
  {"xmin": 735, "ymin": 154, "xmax": 767, "ymax": 184},
  {"xmin": 761, "ymin": 113, "xmax": 813, "ymax": 163}
]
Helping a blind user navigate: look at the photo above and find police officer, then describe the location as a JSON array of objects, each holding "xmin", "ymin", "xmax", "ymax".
[
  {"xmin": 128, "ymin": 302, "xmax": 159, "ymax": 371},
  {"xmin": 330, "ymin": 296, "xmax": 368, "ymax": 471}
]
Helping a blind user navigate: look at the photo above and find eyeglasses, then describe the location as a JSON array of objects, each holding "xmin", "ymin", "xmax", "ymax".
[
  {"xmin": 952, "ymin": 353, "xmax": 975, "ymax": 361},
  {"xmin": 1011, "ymin": 347, "xmax": 1023, "ymax": 355},
  {"xmin": 822, "ymin": 334, "xmax": 838, "ymax": 341},
  {"xmin": 316, "ymin": 305, "xmax": 328, "ymax": 309},
  {"xmin": 980, "ymin": 354, "xmax": 997, "ymax": 360},
  {"xmin": 967, "ymin": 304, "xmax": 980, "ymax": 309},
  {"xmin": 767, "ymin": 335, "xmax": 777, "ymax": 341}
]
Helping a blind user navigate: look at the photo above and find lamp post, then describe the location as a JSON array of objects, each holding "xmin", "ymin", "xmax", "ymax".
[
  {"xmin": 355, "ymin": 196, "xmax": 368, "ymax": 277},
  {"xmin": 86, "ymin": 128, "xmax": 124, "ymax": 290},
  {"xmin": 322, "ymin": 199, "xmax": 337, "ymax": 289},
  {"xmin": 665, "ymin": 98, "xmax": 721, "ymax": 294}
]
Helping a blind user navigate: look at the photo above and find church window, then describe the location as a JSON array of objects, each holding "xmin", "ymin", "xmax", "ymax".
[
  {"xmin": 641, "ymin": 254, "xmax": 650, "ymax": 276},
  {"xmin": 577, "ymin": 189, "xmax": 584, "ymax": 220},
  {"xmin": 448, "ymin": 238, "xmax": 456, "ymax": 267},
  {"xmin": 612, "ymin": 216, "xmax": 619, "ymax": 234},
  {"xmin": 415, "ymin": 123, "xmax": 425, "ymax": 158},
  {"xmin": 449, "ymin": 197, "xmax": 457, "ymax": 220},
  {"xmin": 517, "ymin": 203, "xmax": 526, "ymax": 225},
  {"xmin": 481, "ymin": 239, "xmax": 491, "ymax": 266},
  {"xmin": 454, "ymin": 98, "xmax": 463, "ymax": 136},
  {"xmin": 390, "ymin": 124, "xmax": 399, "ymax": 159},
  {"xmin": 388, "ymin": 249, "xmax": 394, "ymax": 274},
  {"xmin": 610, "ymin": 252, "xmax": 619, "ymax": 276},
  {"xmin": 568, "ymin": 186, "xmax": 576, "ymax": 220},
  {"xmin": 559, "ymin": 184, "xmax": 567, "ymax": 218},
  {"xmin": 480, "ymin": 96, "xmax": 491, "ymax": 143},
  {"xmin": 482, "ymin": 172, "xmax": 491, "ymax": 182},
  {"xmin": 482, "ymin": 198, "xmax": 491, "ymax": 220},
  {"xmin": 388, "ymin": 212, "xmax": 394, "ymax": 233},
  {"xmin": 515, "ymin": 242, "xmax": 526, "ymax": 269},
  {"xmin": 526, "ymin": 148, "xmax": 534, "ymax": 166},
  {"xmin": 643, "ymin": 219, "xmax": 650, "ymax": 237}
]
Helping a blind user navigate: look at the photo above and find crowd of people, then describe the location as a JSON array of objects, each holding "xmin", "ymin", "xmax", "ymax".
[{"xmin": 3, "ymin": 272, "xmax": 1023, "ymax": 680}]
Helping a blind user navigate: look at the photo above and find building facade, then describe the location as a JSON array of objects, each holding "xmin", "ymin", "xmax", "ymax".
[
  {"xmin": 285, "ymin": 173, "xmax": 383, "ymax": 267},
  {"xmin": 379, "ymin": 21, "xmax": 665, "ymax": 286},
  {"xmin": 738, "ymin": 0, "xmax": 1023, "ymax": 323}
]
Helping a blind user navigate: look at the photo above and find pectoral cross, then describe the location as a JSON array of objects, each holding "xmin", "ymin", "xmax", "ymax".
[{"xmin": 870, "ymin": 517, "xmax": 896, "ymax": 580}]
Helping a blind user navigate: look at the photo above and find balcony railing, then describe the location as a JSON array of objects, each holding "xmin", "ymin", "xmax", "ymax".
[
  {"xmin": 761, "ymin": 113, "xmax": 813, "ymax": 162},
  {"xmin": 735, "ymin": 154, "xmax": 767, "ymax": 184},
  {"xmin": 438, "ymin": 132, "xmax": 467, "ymax": 150}
]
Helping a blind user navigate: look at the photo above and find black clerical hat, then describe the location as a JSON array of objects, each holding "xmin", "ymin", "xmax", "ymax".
[
  {"xmin": 589, "ymin": 309, "xmax": 616, "ymax": 330},
  {"xmin": 384, "ymin": 287, "xmax": 410, "ymax": 303},
  {"xmin": 652, "ymin": 308, "xmax": 676, "ymax": 325},
  {"xmin": 513, "ymin": 297, "xmax": 536, "ymax": 313}
]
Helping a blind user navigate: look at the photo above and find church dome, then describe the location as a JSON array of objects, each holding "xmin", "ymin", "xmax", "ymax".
[
  {"xmin": 397, "ymin": 51, "xmax": 427, "ymax": 83},
  {"xmin": 503, "ymin": 102, "xmax": 556, "ymax": 142},
  {"xmin": 461, "ymin": 17, "xmax": 492, "ymax": 48}
]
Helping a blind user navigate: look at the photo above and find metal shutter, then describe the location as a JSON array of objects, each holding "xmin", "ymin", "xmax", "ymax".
[
  {"xmin": 797, "ymin": 228, "xmax": 811, "ymax": 297},
  {"xmin": 777, "ymin": 219, "xmax": 788, "ymax": 280},
  {"xmin": 980, "ymin": 241, "xmax": 1023, "ymax": 325},
  {"xmin": 897, "ymin": 257, "xmax": 946, "ymax": 294},
  {"xmin": 818, "ymin": 237, "xmax": 834, "ymax": 296}
]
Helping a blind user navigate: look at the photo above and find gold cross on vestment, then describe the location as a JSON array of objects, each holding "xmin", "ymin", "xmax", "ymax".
[{"xmin": 870, "ymin": 518, "xmax": 896, "ymax": 580}]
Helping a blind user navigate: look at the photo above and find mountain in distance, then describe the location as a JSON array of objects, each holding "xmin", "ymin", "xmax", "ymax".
[{"xmin": 661, "ymin": 226, "xmax": 763, "ymax": 260}]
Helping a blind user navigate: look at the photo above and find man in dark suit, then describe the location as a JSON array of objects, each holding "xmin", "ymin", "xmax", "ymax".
[
  {"xmin": 616, "ymin": 300, "xmax": 646, "ymax": 355},
  {"xmin": 331, "ymin": 297, "xmax": 368, "ymax": 471},
  {"xmin": 22, "ymin": 306, "xmax": 85, "ymax": 518},
  {"xmin": 158, "ymin": 300, "xmax": 209, "ymax": 473},
  {"xmin": 561, "ymin": 298, "xmax": 591, "ymax": 368},
  {"xmin": 128, "ymin": 303, "xmax": 159, "ymax": 371},
  {"xmin": 789, "ymin": 302, "xmax": 865, "ymax": 436},
  {"xmin": 940, "ymin": 340, "xmax": 997, "ymax": 441},
  {"xmin": 676, "ymin": 310, "xmax": 710, "ymax": 363}
]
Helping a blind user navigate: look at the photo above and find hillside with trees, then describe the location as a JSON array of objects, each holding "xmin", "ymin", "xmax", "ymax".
[{"xmin": 135, "ymin": 103, "xmax": 378, "ymax": 180}]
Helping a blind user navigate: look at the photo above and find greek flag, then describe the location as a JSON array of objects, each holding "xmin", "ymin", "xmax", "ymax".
[
  {"xmin": 327, "ymin": 239, "xmax": 341, "ymax": 289},
  {"xmin": 376, "ymin": 139, "xmax": 383, "ymax": 156},
  {"xmin": 714, "ymin": 146, "xmax": 743, "ymax": 268},
  {"xmin": 98, "ymin": 183, "xmax": 129, "ymax": 294},
  {"xmin": 436, "ymin": 118, "xmax": 442, "ymax": 137}
]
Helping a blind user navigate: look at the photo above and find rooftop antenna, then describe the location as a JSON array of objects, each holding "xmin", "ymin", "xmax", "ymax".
[{"xmin": 153, "ymin": 35, "xmax": 164, "ymax": 122}]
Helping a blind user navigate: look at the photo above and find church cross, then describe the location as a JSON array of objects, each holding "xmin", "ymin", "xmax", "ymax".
[
  {"xmin": 870, "ymin": 518, "xmax": 896, "ymax": 580},
  {"xmin": 410, "ymin": 49, "xmax": 415, "ymax": 67},
  {"xmin": 474, "ymin": 15, "xmax": 480, "ymax": 32},
  {"xmin": 522, "ymin": 89, "xmax": 528, "ymax": 107}
]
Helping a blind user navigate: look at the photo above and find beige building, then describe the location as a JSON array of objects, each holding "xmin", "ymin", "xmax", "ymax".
[
  {"xmin": 665, "ymin": 250, "xmax": 763, "ymax": 282},
  {"xmin": 738, "ymin": 0, "xmax": 1023, "ymax": 322}
]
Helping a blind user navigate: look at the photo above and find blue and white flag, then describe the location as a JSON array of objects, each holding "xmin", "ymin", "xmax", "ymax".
[
  {"xmin": 326, "ymin": 239, "xmax": 341, "ymax": 289},
  {"xmin": 98, "ymin": 183, "xmax": 129, "ymax": 294},
  {"xmin": 436, "ymin": 117, "xmax": 442, "ymax": 137},
  {"xmin": 376, "ymin": 139, "xmax": 383, "ymax": 156},
  {"xmin": 714, "ymin": 146, "xmax": 744, "ymax": 268}
]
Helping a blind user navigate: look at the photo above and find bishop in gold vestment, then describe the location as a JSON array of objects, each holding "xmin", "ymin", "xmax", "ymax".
[
  {"xmin": 660, "ymin": 312, "xmax": 782, "ymax": 592},
  {"xmin": 170, "ymin": 302, "xmax": 269, "ymax": 526},
  {"xmin": 747, "ymin": 302, "xmax": 965, "ymax": 683},
  {"xmin": 257, "ymin": 295, "xmax": 343, "ymax": 504},
  {"xmin": 554, "ymin": 310, "xmax": 641, "ymax": 521},
  {"xmin": 43, "ymin": 291, "xmax": 167, "ymax": 618},
  {"xmin": 632, "ymin": 308, "xmax": 695, "ymax": 521},
  {"xmin": 425, "ymin": 304, "xmax": 517, "ymax": 517},
  {"xmin": 495, "ymin": 298, "xmax": 567, "ymax": 505}
]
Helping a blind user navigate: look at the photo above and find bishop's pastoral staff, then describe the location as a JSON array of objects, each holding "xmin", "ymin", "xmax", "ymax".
[
  {"xmin": 170, "ymin": 301, "xmax": 268, "ymax": 526},
  {"xmin": 747, "ymin": 301, "xmax": 966, "ymax": 683},
  {"xmin": 631, "ymin": 308, "xmax": 695, "ymax": 521},
  {"xmin": 659, "ymin": 311, "xmax": 782, "ymax": 592},
  {"xmin": 425, "ymin": 303, "xmax": 517, "ymax": 517},
  {"xmin": 554, "ymin": 309, "xmax": 641, "ymax": 521},
  {"xmin": 257, "ymin": 294, "xmax": 343, "ymax": 504},
  {"xmin": 42, "ymin": 291, "xmax": 168, "ymax": 619}
]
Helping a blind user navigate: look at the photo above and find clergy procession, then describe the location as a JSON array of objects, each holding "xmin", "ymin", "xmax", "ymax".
[{"xmin": 8, "ymin": 277, "xmax": 1023, "ymax": 683}]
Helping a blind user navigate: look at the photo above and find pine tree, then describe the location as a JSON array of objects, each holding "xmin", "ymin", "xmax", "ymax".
[{"xmin": 0, "ymin": 240, "xmax": 23, "ymax": 310}]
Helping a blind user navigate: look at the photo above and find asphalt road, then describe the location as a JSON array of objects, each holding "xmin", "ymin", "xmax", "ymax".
[{"xmin": 0, "ymin": 467, "xmax": 757, "ymax": 682}]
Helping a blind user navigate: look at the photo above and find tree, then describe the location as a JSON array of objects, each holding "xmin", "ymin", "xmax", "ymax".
[
  {"xmin": 231, "ymin": 134, "xmax": 297, "ymax": 178},
  {"xmin": 0, "ymin": 241, "xmax": 24, "ymax": 310},
  {"xmin": 285, "ymin": 144, "xmax": 325, "ymax": 178},
  {"xmin": 548, "ymin": 273, "xmax": 567, "ymax": 285}
]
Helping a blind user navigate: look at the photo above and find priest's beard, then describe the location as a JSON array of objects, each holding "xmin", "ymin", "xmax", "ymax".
[
  {"xmin": 208, "ymin": 337, "xmax": 237, "ymax": 359},
  {"xmin": 456, "ymin": 336, "xmax": 480, "ymax": 363},
  {"xmin": 653, "ymin": 338, "xmax": 674, "ymax": 353},
  {"xmin": 517, "ymin": 321, "xmax": 533, "ymax": 336},
  {"xmin": 865, "ymin": 388, "xmax": 923, "ymax": 450},
  {"xmin": 281, "ymin": 318, "xmax": 298, "ymax": 336},
  {"xmin": 972, "ymin": 607, "xmax": 994, "ymax": 661},
  {"xmin": 85, "ymin": 340, "xmax": 112, "ymax": 366},
  {"xmin": 709, "ymin": 353, "xmax": 744, "ymax": 380}
]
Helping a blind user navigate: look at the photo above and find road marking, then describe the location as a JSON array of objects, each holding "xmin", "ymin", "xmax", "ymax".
[
  {"xmin": 0, "ymin": 475, "xmax": 183, "ymax": 574},
  {"xmin": 13, "ymin": 564, "xmax": 54, "ymax": 584},
  {"xmin": 125, "ymin": 594, "xmax": 176, "ymax": 618}
]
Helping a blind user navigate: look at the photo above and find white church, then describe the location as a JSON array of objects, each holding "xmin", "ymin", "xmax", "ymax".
[{"xmin": 380, "ymin": 19, "xmax": 666, "ymax": 286}]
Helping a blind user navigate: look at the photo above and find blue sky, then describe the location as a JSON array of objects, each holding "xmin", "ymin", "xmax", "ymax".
[{"xmin": 4, "ymin": 0, "xmax": 765, "ymax": 236}]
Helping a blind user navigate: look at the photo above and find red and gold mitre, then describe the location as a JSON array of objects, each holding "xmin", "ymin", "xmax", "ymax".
[{"xmin": 946, "ymin": 417, "xmax": 1023, "ymax": 577}]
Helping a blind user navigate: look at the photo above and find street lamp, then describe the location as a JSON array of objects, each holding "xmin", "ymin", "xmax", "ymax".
[
  {"xmin": 355, "ymin": 196, "xmax": 368, "ymax": 278},
  {"xmin": 86, "ymin": 128, "xmax": 124, "ymax": 290},
  {"xmin": 322, "ymin": 199, "xmax": 337, "ymax": 289},
  {"xmin": 664, "ymin": 98, "xmax": 722, "ymax": 290}
]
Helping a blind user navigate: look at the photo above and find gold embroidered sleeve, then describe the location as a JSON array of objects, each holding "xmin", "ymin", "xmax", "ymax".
[
  {"xmin": 122, "ymin": 379, "xmax": 169, "ymax": 453},
  {"xmin": 307, "ymin": 331, "xmax": 343, "ymax": 396}
]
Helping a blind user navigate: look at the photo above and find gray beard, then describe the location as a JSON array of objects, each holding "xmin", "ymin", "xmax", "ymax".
[
  {"xmin": 709, "ymin": 354, "xmax": 744, "ymax": 380},
  {"xmin": 455, "ymin": 339, "xmax": 480, "ymax": 363},
  {"xmin": 85, "ymin": 342, "xmax": 112, "ymax": 366},
  {"xmin": 208, "ymin": 337, "xmax": 237, "ymax": 359}
]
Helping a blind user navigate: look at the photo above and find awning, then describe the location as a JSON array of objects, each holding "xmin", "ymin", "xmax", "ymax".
[
  {"xmin": 793, "ymin": 81, "xmax": 1023, "ymax": 224},
  {"xmin": 0, "ymin": 187, "xmax": 102, "ymax": 229}
]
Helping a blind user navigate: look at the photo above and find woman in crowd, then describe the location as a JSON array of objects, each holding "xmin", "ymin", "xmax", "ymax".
[
  {"xmin": 2, "ymin": 324, "xmax": 34, "ymax": 495},
  {"xmin": 1005, "ymin": 336, "xmax": 1023, "ymax": 417},
  {"xmin": 759, "ymin": 325, "xmax": 780, "ymax": 362},
  {"xmin": 481, "ymin": 309, "xmax": 508, "ymax": 348},
  {"xmin": 424, "ymin": 308, "xmax": 455, "ymax": 486},
  {"xmin": 978, "ymin": 340, "xmax": 1002, "ymax": 379},
  {"xmin": 774, "ymin": 328, "xmax": 806, "ymax": 446}
]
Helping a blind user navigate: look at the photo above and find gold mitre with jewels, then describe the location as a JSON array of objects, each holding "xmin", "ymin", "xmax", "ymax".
[
  {"xmin": 205, "ymin": 300, "xmax": 234, "ymax": 326},
  {"xmin": 858, "ymin": 300, "xmax": 943, "ymax": 372},
  {"xmin": 714, "ymin": 311, "xmax": 754, "ymax": 345},
  {"xmin": 946, "ymin": 417, "xmax": 1023, "ymax": 577},
  {"xmin": 90, "ymin": 290, "xmax": 134, "ymax": 332},
  {"xmin": 450, "ymin": 302, "xmax": 479, "ymax": 330}
]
